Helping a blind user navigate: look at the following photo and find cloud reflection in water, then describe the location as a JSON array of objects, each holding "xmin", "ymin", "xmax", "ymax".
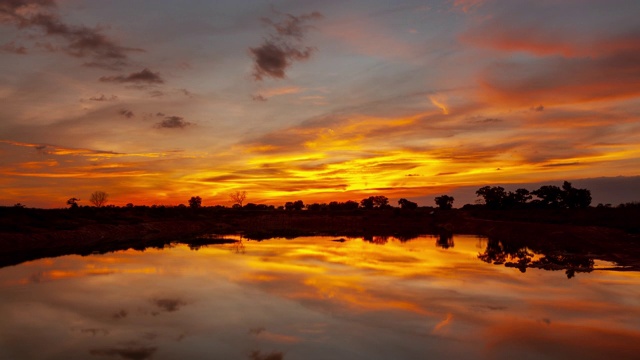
[{"xmin": 0, "ymin": 236, "xmax": 639, "ymax": 359}]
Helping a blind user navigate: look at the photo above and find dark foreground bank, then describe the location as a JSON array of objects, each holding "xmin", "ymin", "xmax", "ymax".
[{"xmin": 0, "ymin": 207, "xmax": 639, "ymax": 272}]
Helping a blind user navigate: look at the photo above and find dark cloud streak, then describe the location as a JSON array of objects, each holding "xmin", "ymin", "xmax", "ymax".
[
  {"xmin": 89, "ymin": 346, "xmax": 157, "ymax": 360},
  {"xmin": 1, "ymin": 41, "xmax": 27, "ymax": 54},
  {"xmin": 0, "ymin": 0, "xmax": 140, "ymax": 69},
  {"xmin": 88, "ymin": 94, "xmax": 118, "ymax": 102},
  {"xmin": 118, "ymin": 109, "xmax": 134, "ymax": 118},
  {"xmin": 99, "ymin": 68, "xmax": 164, "ymax": 85},
  {"xmin": 250, "ymin": 11, "xmax": 322, "ymax": 81},
  {"xmin": 156, "ymin": 115, "xmax": 191, "ymax": 129}
]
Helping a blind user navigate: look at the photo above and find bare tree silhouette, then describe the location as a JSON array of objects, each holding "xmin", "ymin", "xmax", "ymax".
[
  {"xmin": 89, "ymin": 191, "xmax": 109, "ymax": 207},
  {"xmin": 230, "ymin": 191, "xmax": 247, "ymax": 207}
]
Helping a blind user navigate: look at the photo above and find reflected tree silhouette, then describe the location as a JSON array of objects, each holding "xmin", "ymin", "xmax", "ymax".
[
  {"xmin": 233, "ymin": 238, "xmax": 245, "ymax": 254},
  {"xmin": 364, "ymin": 235, "xmax": 389, "ymax": 245},
  {"xmin": 249, "ymin": 350, "xmax": 284, "ymax": 360},
  {"xmin": 435, "ymin": 233, "xmax": 454, "ymax": 249},
  {"xmin": 478, "ymin": 237, "xmax": 594, "ymax": 278}
]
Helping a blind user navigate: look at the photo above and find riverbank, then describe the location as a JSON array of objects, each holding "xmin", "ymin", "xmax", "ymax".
[{"xmin": 1, "ymin": 208, "xmax": 639, "ymax": 271}]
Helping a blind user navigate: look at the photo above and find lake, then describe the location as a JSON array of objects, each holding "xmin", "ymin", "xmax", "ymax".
[{"xmin": 1, "ymin": 235, "xmax": 639, "ymax": 360}]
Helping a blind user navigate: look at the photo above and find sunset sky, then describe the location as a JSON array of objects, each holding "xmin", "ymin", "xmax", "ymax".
[{"xmin": 1, "ymin": 0, "xmax": 639, "ymax": 208}]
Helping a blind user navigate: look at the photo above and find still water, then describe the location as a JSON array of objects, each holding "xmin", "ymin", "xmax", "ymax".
[{"xmin": 1, "ymin": 235, "xmax": 639, "ymax": 360}]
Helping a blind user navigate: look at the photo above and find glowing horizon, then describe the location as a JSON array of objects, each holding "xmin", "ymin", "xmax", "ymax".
[{"xmin": 1, "ymin": 1, "xmax": 639, "ymax": 208}]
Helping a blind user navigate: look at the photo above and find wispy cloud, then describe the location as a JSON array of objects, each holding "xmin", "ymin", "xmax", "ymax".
[
  {"xmin": 87, "ymin": 94, "xmax": 118, "ymax": 102},
  {"xmin": 462, "ymin": 2, "xmax": 640, "ymax": 105},
  {"xmin": 0, "ymin": 140, "xmax": 176, "ymax": 158},
  {"xmin": 250, "ymin": 11, "xmax": 322, "ymax": 81},
  {"xmin": 1, "ymin": 41, "xmax": 27, "ymax": 54},
  {"xmin": 0, "ymin": 0, "xmax": 140, "ymax": 69},
  {"xmin": 99, "ymin": 68, "xmax": 164, "ymax": 85},
  {"xmin": 156, "ymin": 115, "xmax": 191, "ymax": 129},
  {"xmin": 89, "ymin": 346, "xmax": 157, "ymax": 360},
  {"xmin": 118, "ymin": 109, "xmax": 134, "ymax": 118}
]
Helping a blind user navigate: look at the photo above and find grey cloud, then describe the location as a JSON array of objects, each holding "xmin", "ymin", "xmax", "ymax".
[
  {"xmin": 261, "ymin": 11, "xmax": 323, "ymax": 39},
  {"xmin": 89, "ymin": 346, "xmax": 157, "ymax": 360},
  {"xmin": 1, "ymin": 41, "xmax": 27, "ymax": 54},
  {"xmin": 156, "ymin": 115, "xmax": 191, "ymax": 129},
  {"xmin": 118, "ymin": 109, "xmax": 134, "ymax": 118},
  {"xmin": 80, "ymin": 328, "xmax": 110, "ymax": 336},
  {"xmin": 0, "ymin": 0, "xmax": 139, "ymax": 69},
  {"xmin": 250, "ymin": 11, "xmax": 322, "ymax": 81},
  {"xmin": 99, "ymin": 68, "xmax": 164, "ymax": 85},
  {"xmin": 152, "ymin": 298, "xmax": 186, "ymax": 312},
  {"xmin": 88, "ymin": 94, "xmax": 118, "ymax": 102},
  {"xmin": 112, "ymin": 309, "xmax": 127, "ymax": 319},
  {"xmin": 250, "ymin": 40, "xmax": 313, "ymax": 80},
  {"xmin": 180, "ymin": 88, "xmax": 193, "ymax": 97},
  {"xmin": 249, "ymin": 350, "xmax": 284, "ymax": 360},
  {"xmin": 249, "ymin": 327, "xmax": 266, "ymax": 335}
]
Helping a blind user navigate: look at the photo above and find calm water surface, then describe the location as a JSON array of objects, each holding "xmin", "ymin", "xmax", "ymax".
[{"xmin": 1, "ymin": 235, "xmax": 639, "ymax": 360}]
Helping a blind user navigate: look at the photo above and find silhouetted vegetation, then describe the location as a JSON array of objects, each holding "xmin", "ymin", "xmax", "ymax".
[
  {"xmin": 67, "ymin": 197, "xmax": 80, "ymax": 209},
  {"xmin": 475, "ymin": 181, "xmax": 591, "ymax": 210},
  {"xmin": 188, "ymin": 196, "xmax": 202, "ymax": 209},
  {"xmin": 230, "ymin": 191, "xmax": 247, "ymax": 207},
  {"xmin": 477, "ymin": 237, "xmax": 595, "ymax": 279},
  {"xmin": 284, "ymin": 200, "xmax": 304, "ymax": 211},
  {"xmin": 398, "ymin": 198, "xmax": 418, "ymax": 210},
  {"xmin": 89, "ymin": 191, "xmax": 109, "ymax": 207},
  {"xmin": 434, "ymin": 195, "xmax": 454, "ymax": 210},
  {"xmin": 1, "ymin": 179, "xmax": 639, "ymax": 271},
  {"xmin": 360, "ymin": 195, "xmax": 390, "ymax": 209},
  {"xmin": 435, "ymin": 233, "xmax": 454, "ymax": 249}
]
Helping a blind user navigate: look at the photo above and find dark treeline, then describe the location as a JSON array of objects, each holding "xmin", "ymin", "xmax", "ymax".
[
  {"xmin": 468, "ymin": 181, "xmax": 594, "ymax": 210},
  {"xmin": 4, "ymin": 180, "xmax": 640, "ymax": 213}
]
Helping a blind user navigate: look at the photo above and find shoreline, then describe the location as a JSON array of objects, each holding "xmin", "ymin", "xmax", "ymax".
[{"xmin": 1, "ymin": 210, "xmax": 639, "ymax": 272}]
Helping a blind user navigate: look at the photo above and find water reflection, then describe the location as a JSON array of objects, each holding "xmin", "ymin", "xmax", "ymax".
[
  {"xmin": 435, "ymin": 233, "xmax": 454, "ymax": 249},
  {"xmin": 0, "ymin": 236, "xmax": 639, "ymax": 360},
  {"xmin": 478, "ymin": 237, "xmax": 596, "ymax": 278}
]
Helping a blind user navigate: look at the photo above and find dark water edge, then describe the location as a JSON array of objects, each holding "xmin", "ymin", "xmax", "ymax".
[{"xmin": 1, "ymin": 210, "xmax": 639, "ymax": 274}]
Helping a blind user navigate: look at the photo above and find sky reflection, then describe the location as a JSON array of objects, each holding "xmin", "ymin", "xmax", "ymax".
[{"xmin": 1, "ymin": 236, "xmax": 639, "ymax": 360}]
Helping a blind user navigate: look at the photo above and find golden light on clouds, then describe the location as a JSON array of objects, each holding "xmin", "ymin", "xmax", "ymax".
[
  {"xmin": 0, "ymin": 0, "xmax": 638, "ymax": 207},
  {"xmin": 429, "ymin": 95, "xmax": 450, "ymax": 115}
]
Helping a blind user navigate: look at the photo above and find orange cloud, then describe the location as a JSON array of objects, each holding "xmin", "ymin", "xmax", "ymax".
[{"xmin": 477, "ymin": 47, "xmax": 640, "ymax": 106}]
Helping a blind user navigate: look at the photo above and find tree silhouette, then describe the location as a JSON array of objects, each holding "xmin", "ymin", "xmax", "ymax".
[
  {"xmin": 285, "ymin": 200, "xmax": 304, "ymax": 211},
  {"xmin": 435, "ymin": 233, "xmax": 454, "ymax": 249},
  {"xmin": 89, "ymin": 191, "xmax": 108, "ymax": 207},
  {"xmin": 561, "ymin": 181, "xmax": 592, "ymax": 208},
  {"xmin": 434, "ymin": 195, "xmax": 454, "ymax": 209},
  {"xmin": 360, "ymin": 197, "xmax": 374, "ymax": 210},
  {"xmin": 230, "ymin": 191, "xmax": 247, "ymax": 207},
  {"xmin": 329, "ymin": 201, "xmax": 359, "ymax": 211},
  {"xmin": 476, "ymin": 186, "xmax": 507, "ymax": 209},
  {"xmin": 398, "ymin": 198, "xmax": 418, "ymax": 210},
  {"xmin": 66, "ymin": 197, "xmax": 80, "ymax": 209},
  {"xmin": 532, "ymin": 185, "xmax": 564, "ymax": 208},
  {"xmin": 188, "ymin": 196, "xmax": 202, "ymax": 209},
  {"xmin": 360, "ymin": 196, "xmax": 389, "ymax": 209}
]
